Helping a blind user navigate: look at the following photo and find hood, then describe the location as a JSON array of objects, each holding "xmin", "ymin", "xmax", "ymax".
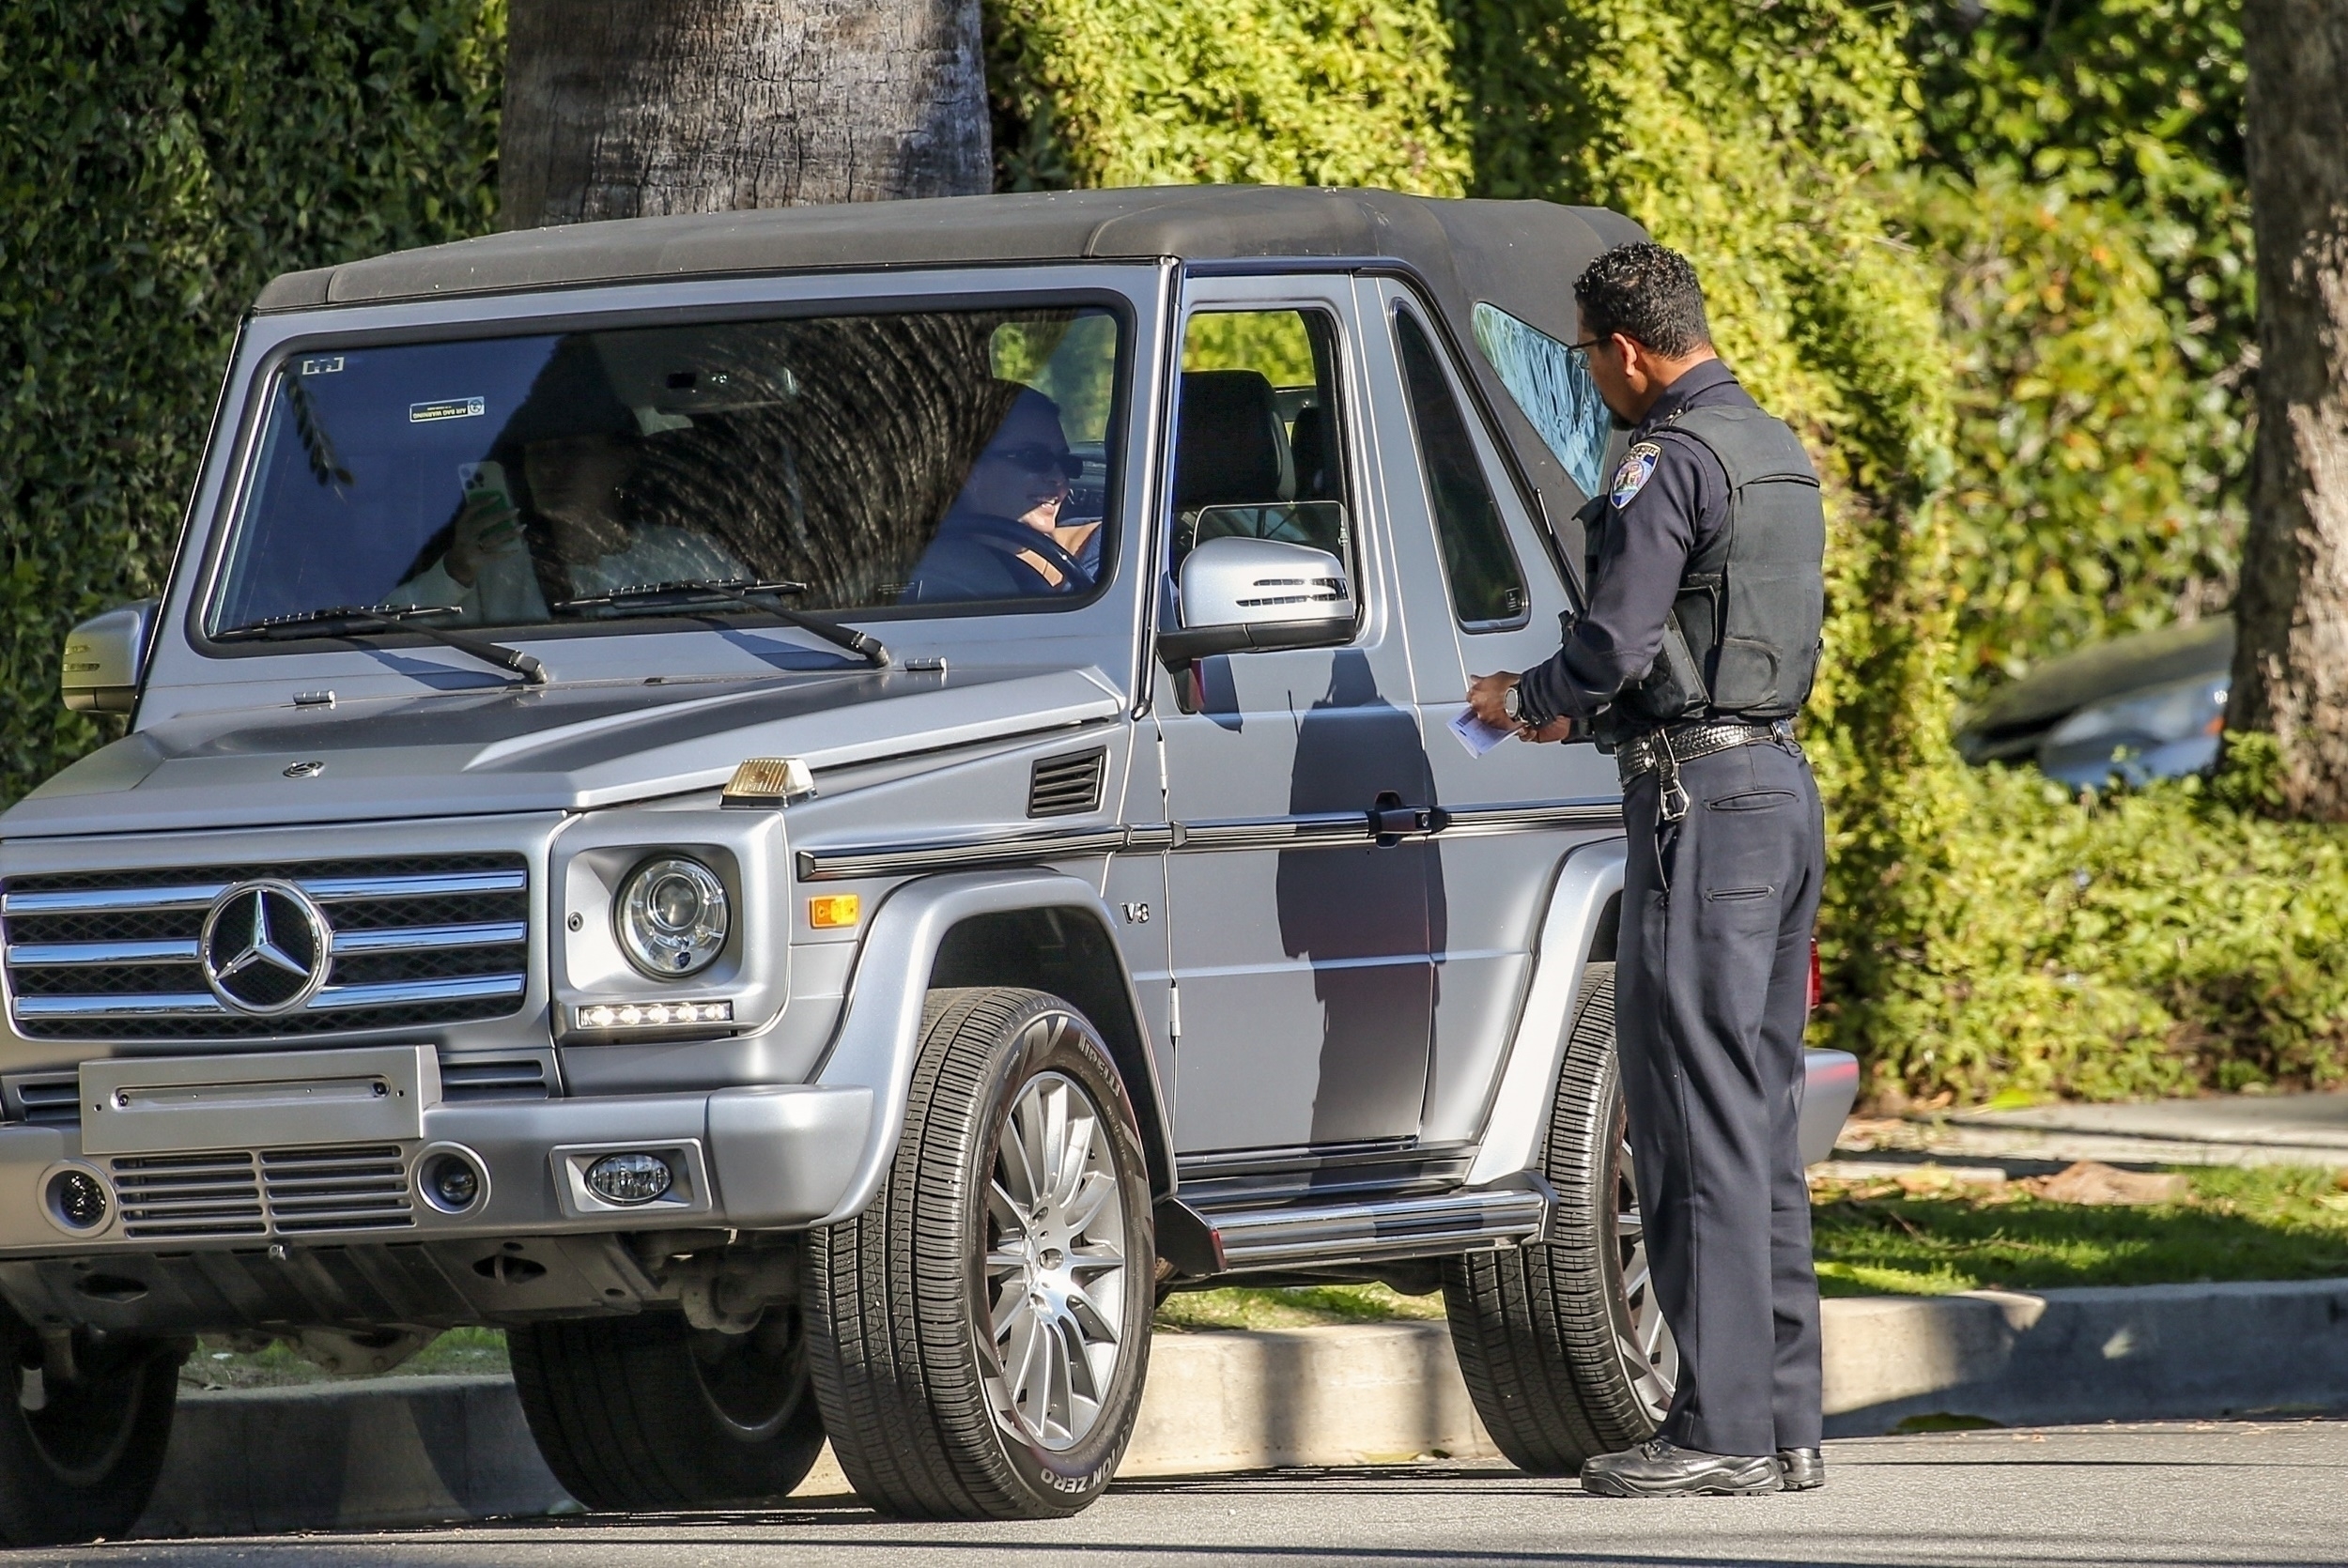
[{"xmin": 2, "ymin": 664, "xmax": 1122, "ymax": 839}]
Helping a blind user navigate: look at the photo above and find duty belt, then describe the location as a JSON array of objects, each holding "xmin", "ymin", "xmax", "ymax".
[{"xmin": 1616, "ymin": 718, "xmax": 1800, "ymax": 823}]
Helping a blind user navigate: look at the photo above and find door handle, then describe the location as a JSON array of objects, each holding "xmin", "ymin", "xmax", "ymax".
[{"xmin": 1369, "ymin": 792, "xmax": 1442, "ymax": 845}]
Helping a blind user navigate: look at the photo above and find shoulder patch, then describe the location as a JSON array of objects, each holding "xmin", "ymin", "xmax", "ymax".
[{"xmin": 1610, "ymin": 441, "xmax": 1662, "ymax": 508}]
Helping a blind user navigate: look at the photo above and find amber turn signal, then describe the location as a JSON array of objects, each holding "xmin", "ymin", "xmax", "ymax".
[{"xmin": 808, "ymin": 893, "xmax": 861, "ymax": 929}]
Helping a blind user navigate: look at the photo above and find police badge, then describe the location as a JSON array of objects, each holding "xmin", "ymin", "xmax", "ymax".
[{"xmin": 1610, "ymin": 441, "xmax": 1662, "ymax": 508}]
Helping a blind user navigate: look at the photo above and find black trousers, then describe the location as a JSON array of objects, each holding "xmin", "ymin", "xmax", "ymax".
[{"xmin": 1616, "ymin": 738, "xmax": 1826, "ymax": 1459}]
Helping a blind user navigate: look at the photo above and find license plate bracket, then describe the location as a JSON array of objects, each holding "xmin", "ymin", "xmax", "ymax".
[{"xmin": 77, "ymin": 1045, "xmax": 438, "ymax": 1156}]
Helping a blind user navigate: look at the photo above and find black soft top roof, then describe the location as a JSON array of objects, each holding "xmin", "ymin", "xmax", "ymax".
[{"xmin": 256, "ymin": 185, "xmax": 1647, "ymax": 556}]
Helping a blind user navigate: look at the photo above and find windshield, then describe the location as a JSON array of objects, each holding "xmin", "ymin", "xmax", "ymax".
[{"xmin": 209, "ymin": 303, "xmax": 1125, "ymax": 638}]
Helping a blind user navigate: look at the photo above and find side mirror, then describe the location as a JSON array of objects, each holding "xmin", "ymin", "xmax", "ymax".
[
  {"xmin": 1159, "ymin": 535, "xmax": 1355, "ymax": 665},
  {"xmin": 61, "ymin": 599, "xmax": 157, "ymax": 715}
]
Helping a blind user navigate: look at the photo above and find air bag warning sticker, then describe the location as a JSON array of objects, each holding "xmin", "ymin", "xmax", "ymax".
[{"xmin": 409, "ymin": 396, "xmax": 486, "ymax": 423}]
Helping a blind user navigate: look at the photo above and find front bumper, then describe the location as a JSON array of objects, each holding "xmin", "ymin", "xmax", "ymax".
[{"xmin": 0, "ymin": 1081, "xmax": 873, "ymax": 1257}]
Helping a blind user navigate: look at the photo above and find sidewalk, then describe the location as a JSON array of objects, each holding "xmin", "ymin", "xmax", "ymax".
[{"xmin": 1831, "ymin": 1088, "xmax": 2348, "ymax": 1173}]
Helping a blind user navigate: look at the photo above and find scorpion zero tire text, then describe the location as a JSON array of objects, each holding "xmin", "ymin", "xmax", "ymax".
[
  {"xmin": 808, "ymin": 987, "xmax": 1155, "ymax": 1520},
  {"xmin": 1441, "ymin": 963, "xmax": 1680, "ymax": 1472}
]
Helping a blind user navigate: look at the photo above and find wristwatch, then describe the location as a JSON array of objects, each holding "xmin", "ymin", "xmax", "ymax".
[{"xmin": 1501, "ymin": 682, "xmax": 1525, "ymax": 725}]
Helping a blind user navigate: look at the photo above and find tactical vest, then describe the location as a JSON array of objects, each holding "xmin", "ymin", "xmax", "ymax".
[{"xmin": 1589, "ymin": 404, "xmax": 1825, "ymax": 743}]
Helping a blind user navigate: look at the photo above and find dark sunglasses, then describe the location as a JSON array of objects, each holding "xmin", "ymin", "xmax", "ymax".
[{"xmin": 985, "ymin": 441, "xmax": 1084, "ymax": 479}]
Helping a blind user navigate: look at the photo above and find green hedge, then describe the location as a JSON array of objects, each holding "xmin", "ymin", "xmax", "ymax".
[{"xmin": 0, "ymin": 0, "xmax": 503, "ymax": 804}]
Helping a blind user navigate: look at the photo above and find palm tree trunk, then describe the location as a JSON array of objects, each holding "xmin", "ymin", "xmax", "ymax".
[
  {"xmin": 500, "ymin": 0, "xmax": 990, "ymax": 229},
  {"xmin": 2228, "ymin": 0, "xmax": 2348, "ymax": 816}
]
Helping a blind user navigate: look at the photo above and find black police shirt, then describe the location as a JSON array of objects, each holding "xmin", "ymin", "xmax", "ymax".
[{"xmin": 1515, "ymin": 358, "xmax": 1755, "ymax": 725}]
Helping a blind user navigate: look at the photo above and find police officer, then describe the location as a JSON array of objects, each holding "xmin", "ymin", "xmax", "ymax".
[{"xmin": 1467, "ymin": 242, "xmax": 1828, "ymax": 1498}]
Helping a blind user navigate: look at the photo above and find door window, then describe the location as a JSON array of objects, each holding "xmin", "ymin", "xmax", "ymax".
[
  {"xmin": 1168, "ymin": 309, "xmax": 1352, "ymax": 579},
  {"xmin": 1394, "ymin": 309, "xmax": 1527, "ymax": 630}
]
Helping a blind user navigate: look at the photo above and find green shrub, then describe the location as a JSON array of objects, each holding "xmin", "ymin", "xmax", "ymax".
[
  {"xmin": 1907, "ymin": 0, "xmax": 2251, "ymax": 699},
  {"xmin": 1908, "ymin": 168, "xmax": 2234, "ymax": 695},
  {"xmin": 0, "ymin": 0, "xmax": 503, "ymax": 805}
]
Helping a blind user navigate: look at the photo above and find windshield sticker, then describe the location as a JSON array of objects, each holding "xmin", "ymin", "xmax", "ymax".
[
  {"xmin": 299, "ymin": 356, "xmax": 345, "ymax": 377},
  {"xmin": 409, "ymin": 396, "xmax": 487, "ymax": 423}
]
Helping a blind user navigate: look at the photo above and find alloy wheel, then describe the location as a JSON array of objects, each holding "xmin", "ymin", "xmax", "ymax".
[{"xmin": 980, "ymin": 1067, "xmax": 1131, "ymax": 1452}]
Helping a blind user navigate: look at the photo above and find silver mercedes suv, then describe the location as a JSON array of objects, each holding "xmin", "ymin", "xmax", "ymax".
[{"xmin": 0, "ymin": 187, "xmax": 1856, "ymax": 1542}]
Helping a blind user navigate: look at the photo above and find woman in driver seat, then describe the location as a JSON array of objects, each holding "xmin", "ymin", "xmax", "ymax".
[{"xmin": 903, "ymin": 382, "xmax": 1099, "ymax": 603}]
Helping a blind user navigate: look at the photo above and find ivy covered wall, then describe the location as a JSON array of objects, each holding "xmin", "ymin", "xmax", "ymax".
[{"xmin": 0, "ymin": 0, "xmax": 503, "ymax": 803}]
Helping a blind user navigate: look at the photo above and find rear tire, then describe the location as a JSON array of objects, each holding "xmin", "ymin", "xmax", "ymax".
[
  {"xmin": 510, "ymin": 1305, "xmax": 826, "ymax": 1509},
  {"xmin": 807, "ymin": 987, "xmax": 1154, "ymax": 1520},
  {"xmin": 0, "ymin": 1334, "xmax": 181, "ymax": 1545},
  {"xmin": 1442, "ymin": 962, "xmax": 1678, "ymax": 1472}
]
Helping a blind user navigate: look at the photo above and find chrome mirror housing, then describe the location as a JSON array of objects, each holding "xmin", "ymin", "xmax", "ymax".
[
  {"xmin": 1160, "ymin": 536, "xmax": 1354, "ymax": 664},
  {"xmin": 60, "ymin": 599, "xmax": 157, "ymax": 715}
]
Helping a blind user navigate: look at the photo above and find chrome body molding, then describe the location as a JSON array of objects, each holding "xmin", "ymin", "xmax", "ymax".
[{"xmin": 793, "ymin": 798, "xmax": 1625, "ymax": 880}]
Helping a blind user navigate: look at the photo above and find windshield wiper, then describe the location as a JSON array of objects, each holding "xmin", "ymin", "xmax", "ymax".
[
  {"xmin": 214, "ymin": 605, "xmax": 548, "ymax": 685},
  {"xmin": 553, "ymin": 578, "xmax": 891, "ymax": 668}
]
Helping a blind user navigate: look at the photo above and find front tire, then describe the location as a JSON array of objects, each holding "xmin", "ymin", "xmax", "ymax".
[
  {"xmin": 0, "ymin": 1334, "xmax": 182, "ymax": 1545},
  {"xmin": 808, "ymin": 987, "xmax": 1154, "ymax": 1520},
  {"xmin": 510, "ymin": 1305, "xmax": 826, "ymax": 1509},
  {"xmin": 1442, "ymin": 962, "xmax": 1678, "ymax": 1471}
]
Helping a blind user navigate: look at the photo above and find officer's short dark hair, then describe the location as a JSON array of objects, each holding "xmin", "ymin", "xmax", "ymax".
[{"xmin": 1573, "ymin": 243, "xmax": 1713, "ymax": 358}]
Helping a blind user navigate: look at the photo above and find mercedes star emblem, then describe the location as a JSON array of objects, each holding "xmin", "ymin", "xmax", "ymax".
[{"xmin": 199, "ymin": 879, "xmax": 332, "ymax": 1016}]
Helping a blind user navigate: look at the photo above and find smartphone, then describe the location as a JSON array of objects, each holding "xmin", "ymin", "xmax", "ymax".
[{"xmin": 456, "ymin": 461, "xmax": 522, "ymax": 548}]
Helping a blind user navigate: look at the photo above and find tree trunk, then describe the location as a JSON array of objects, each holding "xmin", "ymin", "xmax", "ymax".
[
  {"xmin": 500, "ymin": 0, "xmax": 990, "ymax": 229},
  {"xmin": 2228, "ymin": 0, "xmax": 2348, "ymax": 816}
]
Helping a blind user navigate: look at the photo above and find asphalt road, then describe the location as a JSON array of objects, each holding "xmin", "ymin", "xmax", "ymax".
[{"xmin": 21, "ymin": 1420, "xmax": 2345, "ymax": 1568}]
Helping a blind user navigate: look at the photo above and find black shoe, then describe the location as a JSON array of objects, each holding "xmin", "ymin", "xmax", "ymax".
[
  {"xmin": 1581, "ymin": 1438, "xmax": 1781, "ymax": 1498},
  {"xmin": 1776, "ymin": 1446, "xmax": 1825, "ymax": 1491}
]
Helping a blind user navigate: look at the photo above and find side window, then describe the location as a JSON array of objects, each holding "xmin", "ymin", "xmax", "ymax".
[
  {"xmin": 1168, "ymin": 309, "xmax": 1352, "ymax": 576},
  {"xmin": 1395, "ymin": 309, "xmax": 1528, "ymax": 629},
  {"xmin": 1471, "ymin": 301, "xmax": 1612, "ymax": 500}
]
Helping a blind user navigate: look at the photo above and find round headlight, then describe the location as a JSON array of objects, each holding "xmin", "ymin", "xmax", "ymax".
[{"xmin": 615, "ymin": 856, "xmax": 730, "ymax": 978}]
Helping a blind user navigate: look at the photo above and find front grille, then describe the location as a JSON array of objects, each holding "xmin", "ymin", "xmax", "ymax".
[
  {"xmin": 440, "ymin": 1055, "xmax": 550, "ymax": 1101},
  {"xmin": 108, "ymin": 1145, "xmax": 414, "ymax": 1240},
  {"xmin": 15, "ymin": 1076, "xmax": 79, "ymax": 1127},
  {"xmin": 110, "ymin": 1152, "xmax": 265, "ymax": 1239},
  {"xmin": 260, "ymin": 1145, "xmax": 413, "ymax": 1234},
  {"xmin": 3, "ymin": 854, "xmax": 529, "ymax": 1041}
]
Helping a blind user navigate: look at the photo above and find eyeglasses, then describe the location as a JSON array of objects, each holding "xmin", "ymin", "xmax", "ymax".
[
  {"xmin": 983, "ymin": 442, "xmax": 1084, "ymax": 479},
  {"xmin": 1567, "ymin": 337, "xmax": 1609, "ymax": 354}
]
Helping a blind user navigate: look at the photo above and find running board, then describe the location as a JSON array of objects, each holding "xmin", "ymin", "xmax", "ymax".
[{"xmin": 1160, "ymin": 1177, "xmax": 1555, "ymax": 1276}]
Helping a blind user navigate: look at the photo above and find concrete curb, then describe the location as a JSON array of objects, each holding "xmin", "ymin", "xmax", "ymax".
[
  {"xmin": 130, "ymin": 1279, "xmax": 2348, "ymax": 1537},
  {"xmin": 1821, "ymin": 1277, "xmax": 2348, "ymax": 1435}
]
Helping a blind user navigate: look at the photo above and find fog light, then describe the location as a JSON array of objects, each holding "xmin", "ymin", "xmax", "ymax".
[
  {"xmin": 433, "ymin": 1161, "xmax": 479, "ymax": 1208},
  {"xmin": 46, "ymin": 1169, "xmax": 106, "ymax": 1231},
  {"xmin": 418, "ymin": 1149, "xmax": 488, "ymax": 1215},
  {"xmin": 585, "ymin": 1151, "xmax": 673, "ymax": 1207}
]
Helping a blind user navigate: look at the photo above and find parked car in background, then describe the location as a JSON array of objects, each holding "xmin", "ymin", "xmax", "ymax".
[{"xmin": 1955, "ymin": 615, "xmax": 2233, "ymax": 788}]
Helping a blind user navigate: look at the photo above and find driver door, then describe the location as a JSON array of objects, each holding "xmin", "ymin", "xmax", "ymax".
[{"xmin": 1152, "ymin": 281, "xmax": 1439, "ymax": 1157}]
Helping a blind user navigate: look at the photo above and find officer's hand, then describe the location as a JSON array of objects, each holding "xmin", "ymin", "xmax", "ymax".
[
  {"xmin": 1520, "ymin": 716, "xmax": 1577, "ymax": 744},
  {"xmin": 1466, "ymin": 670, "xmax": 1519, "ymax": 729}
]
